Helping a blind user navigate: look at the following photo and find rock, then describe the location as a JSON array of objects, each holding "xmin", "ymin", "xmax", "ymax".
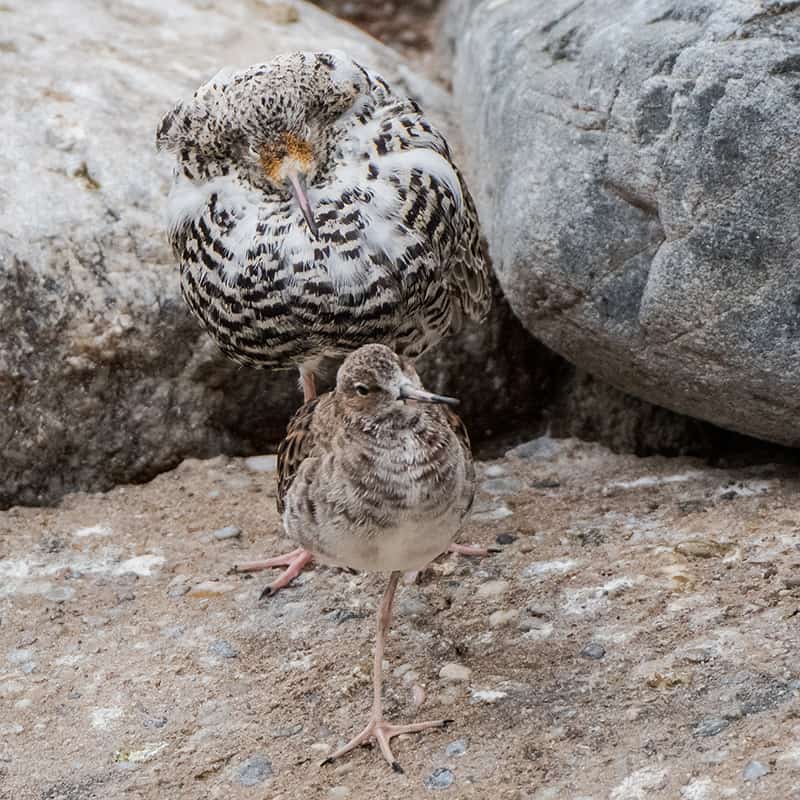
[
  {"xmin": 439, "ymin": 663, "xmax": 472, "ymax": 682},
  {"xmin": 208, "ymin": 640, "xmax": 237, "ymax": 659},
  {"xmin": 580, "ymin": 642, "xmax": 606, "ymax": 660},
  {"xmin": 742, "ymin": 761, "xmax": 769, "ymax": 782},
  {"xmin": 0, "ymin": 0, "xmax": 555, "ymax": 510},
  {"xmin": 445, "ymin": 739, "xmax": 468, "ymax": 757},
  {"xmin": 425, "ymin": 767, "xmax": 455, "ymax": 790},
  {"xmin": 243, "ymin": 455, "xmax": 277, "ymax": 473},
  {"xmin": 235, "ymin": 755, "xmax": 272, "ymax": 786},
  {"xmin": 328, "ymin": 787, "xmax": 351, "ymax": 799},
  {"xmin": 446, "ymin": 0, "xmax": 800, "ymax": 447},
  {"xmin": 484, "ymin": 464, "xmax": 506, "ymax": 478},
  {"xmin": 495, "ymin": 533, "xmax": 516, "ymax": 545},
  {"xmin": 212, "ymin": 525, "xmax": 242, "ymax": 541}
]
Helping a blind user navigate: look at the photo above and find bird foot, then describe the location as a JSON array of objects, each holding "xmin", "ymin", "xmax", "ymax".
[
  {"xmin": 232, "ymin": 547, "xmax": 315, "ymax": 598},
  {"xmin": 321, "ymin": 717, "xmax": 452, "ymax": 773}
]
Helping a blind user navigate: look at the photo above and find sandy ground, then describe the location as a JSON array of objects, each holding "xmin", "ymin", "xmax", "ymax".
[{"xmin": 1, "ymin": 436, "xmax": 800, "ymax": 800}]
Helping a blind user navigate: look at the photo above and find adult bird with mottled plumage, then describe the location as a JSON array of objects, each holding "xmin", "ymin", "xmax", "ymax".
[
  {"xmin": 275, "ymin": 344, "xmax": 475, "ymax": 771},
  {"xmin": 155, "ymin": 50, "xmax": 490, "ymax": 399}
]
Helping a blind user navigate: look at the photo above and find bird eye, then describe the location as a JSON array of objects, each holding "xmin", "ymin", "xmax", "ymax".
[{"xmin": 354, "ymin": 383, "xmax": 370, "ymax": 396}]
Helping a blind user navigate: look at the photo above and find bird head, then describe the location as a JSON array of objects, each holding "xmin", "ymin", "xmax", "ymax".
[
  {"xmin": 336, "ymin": 345, "xmax": 459, "ymax": 413},
  {"xmin": 156, "ymin": 51, "xmax": 384, "ymax": 240}
]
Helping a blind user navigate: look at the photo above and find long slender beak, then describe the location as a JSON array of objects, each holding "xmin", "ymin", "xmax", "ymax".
[
  {"xmin": 286, "ymin": 170, "xmax": 319, "ymax": 240},
  {"xmin": 399, "ymin": 383, "xmax": 460, "ymax": 406}
]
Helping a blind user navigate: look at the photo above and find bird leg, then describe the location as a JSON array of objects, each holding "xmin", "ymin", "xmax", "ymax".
[
  {"xmin": 233, "ymin": 548, "xmax": 315, "ymax": 597},
  {"xmin": 233, "ymin": 366, "xmax": 319, "ymax": 597},
  {"xmin": 321, "ymin": 571, "xmax": 451, "ymax": 773},
  {"xmin": 300, "ymin": 366, "xmax": 317, "ymax": 403}
]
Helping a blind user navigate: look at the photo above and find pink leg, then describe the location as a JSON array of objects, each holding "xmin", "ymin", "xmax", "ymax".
[
  {"xmin": 300, "ymin": 367, "xmax": 317, "ymax": 403},
  {"xmin": 233, "ymin": 366, "xmax": 319, "ymax": 598},
  {"xmin": 321, "ymin": 572, "xmax": 452, "ymax": 772},
  {"xmin": 233, "ymin": 548, "xmax": 315, "ymax": 598}
]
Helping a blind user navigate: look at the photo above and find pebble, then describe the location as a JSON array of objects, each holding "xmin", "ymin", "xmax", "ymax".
[
  {"xmin": 742, "ymin": 760, "xmax": 769, "ymax": 781},
  {"xmin": 411, "ymin": 684, "xmax": 426, "ymax": 707},
  {"xmin": 495, "ymin": 532, "xmax": 516, "ymax": 545},
  {"xmin": 484, "ymin": 464, "xmax": 506, "ymax": 478},
  {"xmin": 425, "ymin": 768, "xmax": 455, "ymax": 790},
  {"xmin": 401, "ymin": 669, "xmax": 420, "ymax": 686},
  {"xmin": 580, "ymin": 643, "xmax": 606, "ymax": 660},
  {"xmin": 244, "ymin": 455, "xmax": 277, "ymax": 473},
  {"xmin": 507, "ymin": 436, "xmax": 560, "ymax": 461},
  {"xmin": 236, "ymin": 755, "xmax": 273, "ymax": 786},
  {"xmin": 167, "ymin": 575, "xmax": 191, "ymax": 598},
  {"xmin": 44, "ymin": 586, "xmax": 74, "ymax": 602},
  {"xmin": 7, "ymin": 649, "xmax": 33, "ymax": 665},
  {"xmin": 212, "ymin": 525, "xmax": 241, "ymax": 541},
  {"xmin": 693, "ymin": 717, "xmax": 729, "ymax": 737},
  {"xmin": 488, "ymin": 609, "xmax": 518, "ymax": 628},
  {"xmin": 188, "ymin": 581, "xmax": 237, "ymax": 598},
  {"xmin": 271, "ymin": 723, "xmax": 302, "ymax": 738},
  {"xmin": 397, "ymin": 592, "xmax": 430, "ymax": 617},
  {"xmin": 208, "ymin": 640, "xmax": 237, "ymax": 659},
  {"xmin": 476, "ymin": 580, "xmax": 510, "ymax": 599},
  {"xmin": 0, "ymin": 723, "xmax": 23, "ymax": 736},
  {"xmin": 445, "ymin": 739, "xmax": 467, "ymax": 757},
  {"xmin": 470, "ymin": 688, "xmax": 507, "ymax": 704},
  {"xmin": 439, "ymin": 663, "xmax": 472, "ymax": 682},
  {"xmin": 472, "ymin": 504, "xmax": 513, "ymax": 523},
  {"xmin": 328, "ymin": 787, "xmax": 351, "ymax": 799}
]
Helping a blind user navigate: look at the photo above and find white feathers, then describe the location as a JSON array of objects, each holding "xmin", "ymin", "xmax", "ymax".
[
  {"xmin": 165, "ymin": 173, "xmax": 263, "ymax": 287},
  {"xmin": 380, "ymin": 149, "xmax": 464, "ymax": 213},
  {"xmin": 164, "ymin": 172, "xmax": 209, "ymax": 241}
]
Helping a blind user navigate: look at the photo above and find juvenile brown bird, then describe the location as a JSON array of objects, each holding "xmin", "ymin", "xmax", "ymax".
[
  {"xmin": 276, "ymin": 344, "xmax": 474, "ymax": 771},
  {"xmin": 156, "ymin": 50, "xmax": 491, "ymax": 592}
]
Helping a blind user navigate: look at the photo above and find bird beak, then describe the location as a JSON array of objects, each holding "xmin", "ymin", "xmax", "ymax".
[
  {"xmin": 286, "ymin": 169, "xmax": 319, "ymax": 240},
  {"xmin": 399, "ymin": 382, "xmax": 460, "ymax": 406}
]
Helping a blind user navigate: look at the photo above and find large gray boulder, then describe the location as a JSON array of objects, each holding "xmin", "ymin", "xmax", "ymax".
[
  {"xmin": 0, "ymin": 0, "xmax": 549, "ymax": 508},
  {"xmin": 445, "ymin": 0, "xmax": 800, "ymax": 447}
]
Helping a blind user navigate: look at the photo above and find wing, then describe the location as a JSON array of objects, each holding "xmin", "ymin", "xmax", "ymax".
[
  {"xmin": 276, "ymin": 397, "xmax": 322, "ymax": 515},
  {"xmin": 445, "ymin": 407, "xmax": 476, "ymax": 516},
  {"xmin": 448, "ymin": 167, "xmax": 492, "ymax": 326}
]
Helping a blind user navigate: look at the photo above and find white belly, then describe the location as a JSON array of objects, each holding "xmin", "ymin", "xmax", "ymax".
[{"xmin": 300, "ymin": 513, "xmax": 461, "ymax": 573}]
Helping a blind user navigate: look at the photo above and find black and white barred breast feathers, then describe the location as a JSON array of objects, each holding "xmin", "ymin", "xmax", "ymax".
[{"xmin": 156, "ymin": 50, "xmax": 490, "ymax": 370}]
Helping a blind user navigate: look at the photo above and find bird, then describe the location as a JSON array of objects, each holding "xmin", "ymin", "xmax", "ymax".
[
  {"xmin": 275, "ymin": 344, "xmax": 475, "ymax": 771},
  {"xmin": 156, "ymin": 50, "xmax": 491, "ymax": 593}
]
